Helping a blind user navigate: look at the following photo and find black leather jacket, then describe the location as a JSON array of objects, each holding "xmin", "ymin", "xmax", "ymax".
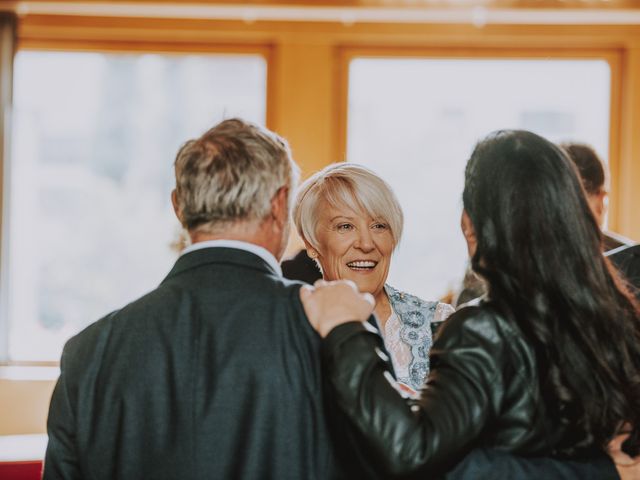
[{"xmin": 322, "ymin": 303, "xmax": 610, "ymax": 479}]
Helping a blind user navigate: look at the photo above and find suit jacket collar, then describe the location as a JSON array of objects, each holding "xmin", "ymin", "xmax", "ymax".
[
  {"xmin": 181, "ymin": 239, "xmax": 281, "ymax": 275},
  {"xmin": 162, "ymin": 247, "xmax": 279, "ymax": 283}
]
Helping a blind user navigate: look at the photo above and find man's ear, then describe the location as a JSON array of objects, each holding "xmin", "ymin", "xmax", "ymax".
[
  {"xmin": 271, "ymin": 186, "xmax": 289, "ymax": 229},
  {"xmin": 461, "ymin": 209, "xmax": 478, "ymax": 258},
  {"xmin": 171, "ymin": 189, "xmax": 184, "ymax": 225}
]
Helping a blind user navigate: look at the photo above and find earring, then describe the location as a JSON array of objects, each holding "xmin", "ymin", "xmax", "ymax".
[{"xmin": 308, "ymin": 250, "xmax": 318, "ymax": 259}]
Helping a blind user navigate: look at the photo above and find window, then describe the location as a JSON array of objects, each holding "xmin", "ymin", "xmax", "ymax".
[
  {"xmin": 347, "ymin": 57, "xmax": 611, "ymax": 301},
  {"xmin": 2, "ymin": 50, "xmax": 267, "ymax": 362}
]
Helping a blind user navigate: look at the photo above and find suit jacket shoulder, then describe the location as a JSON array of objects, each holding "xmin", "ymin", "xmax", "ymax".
[{"xmin": 46, "ymin": 247, "xmax": 341, "ymax": 480}]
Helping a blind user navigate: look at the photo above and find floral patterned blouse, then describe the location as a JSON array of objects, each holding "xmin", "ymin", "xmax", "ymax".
[{"xmin": 374, "ymin": 284, "xmax": 455, "ymax": 394}]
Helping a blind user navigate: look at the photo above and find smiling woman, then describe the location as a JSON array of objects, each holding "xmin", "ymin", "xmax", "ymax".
[
  {"xmin": 293, "ymin": 163, "xmax": 454, "ymax": 393},
  {"xmin": 314, "ymin": 204, "xmax": 395, "ymax": 303}
]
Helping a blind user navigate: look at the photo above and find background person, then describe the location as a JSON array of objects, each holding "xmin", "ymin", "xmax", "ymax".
[
  {"xmin": 561, "ymin": 142, "xmax": 639, "ymax": 297},
  {"xmin": 560, "ymin": 142, "xmax": 636, "ymax": 251},
  {"xmin": 454, "ymin": 140, "xmax": 638, "ymax": 308},
  {"xmin": 281, "ymin": 248, "xmax": 323, "ymax": 284}
]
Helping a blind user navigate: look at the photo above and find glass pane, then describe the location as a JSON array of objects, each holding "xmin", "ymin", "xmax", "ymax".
[
  {"xmin": 347, "ymin": 58, "xmax": 610, "ymax": 301},
  {"xmin": 5, "ymin": 51, "xmax": 267, "ymax": 361}
]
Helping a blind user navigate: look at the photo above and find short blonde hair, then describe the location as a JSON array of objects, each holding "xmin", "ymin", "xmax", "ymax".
[
  {"xmin": 293, "ymin": 163, "xmax": 403, "ymax": 250},
  {"xmin": 174, "ymin": 118, "xmax": 299, "ymax": 233}
]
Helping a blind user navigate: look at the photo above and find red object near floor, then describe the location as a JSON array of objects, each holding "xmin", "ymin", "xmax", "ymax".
[{"xmin": 0, "ymin": 461, "xmax": 43, "ymax": 480}]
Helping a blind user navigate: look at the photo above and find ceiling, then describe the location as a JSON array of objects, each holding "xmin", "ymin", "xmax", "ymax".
[
  {"xmin": 2, "ymin": 0, "xmax": 640, "ymax": 25},
  {"xmin": 4, "ymin": 0, "xmax": 639, "ymax": 8}
]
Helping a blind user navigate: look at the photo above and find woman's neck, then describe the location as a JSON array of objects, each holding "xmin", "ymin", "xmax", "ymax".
[{"xmin": 374, "ymin": 289, "xmax": 392, "ymax": 332}]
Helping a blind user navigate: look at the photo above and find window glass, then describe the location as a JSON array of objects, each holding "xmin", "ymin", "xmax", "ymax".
[
  {"xmin": 4, "ymin": 51, "xmax": 267, "ymax": 361},
  {"xmin": 347, "ymin": 58, "xmax": 610, "ymax": 302}
]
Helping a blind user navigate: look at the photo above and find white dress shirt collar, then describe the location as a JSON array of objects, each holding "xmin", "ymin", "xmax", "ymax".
[{"xmin": 181, "ymin": 239, "xmax": 282, "ymax": 276}]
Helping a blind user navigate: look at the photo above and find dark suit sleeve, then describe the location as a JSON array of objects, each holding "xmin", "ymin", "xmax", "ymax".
[
  {"xmin": 43, "ymin": 345, "xmax": 81, "ymax": 479},
  {"xmin": 445, "ymin": 449, "xmax": 619, "ymax": 480}
]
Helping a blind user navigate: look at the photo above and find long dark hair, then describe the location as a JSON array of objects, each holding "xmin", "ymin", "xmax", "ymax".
[{"xmin": 463, "ymin": 130, "xmax": 640, "ymax": 456}]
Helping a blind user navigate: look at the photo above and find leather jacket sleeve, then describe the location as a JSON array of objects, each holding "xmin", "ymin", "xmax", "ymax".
[{"xmin": 321, "ymin": 308, "xmax": 513, "ymax": 477}]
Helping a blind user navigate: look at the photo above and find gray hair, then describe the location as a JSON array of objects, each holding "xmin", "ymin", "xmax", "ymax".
[
  {"xmin": 293, "ymin": 162, "xmax": 403, "ymax": 250},
  {"xmin": 174, "ymin": 118, "xmax": 299, "ymax": 232}
]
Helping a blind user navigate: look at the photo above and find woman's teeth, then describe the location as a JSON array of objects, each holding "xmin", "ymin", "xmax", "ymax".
[{"xmin": 347, "ymin": 261, "xmax": 377, "ymax": 270}]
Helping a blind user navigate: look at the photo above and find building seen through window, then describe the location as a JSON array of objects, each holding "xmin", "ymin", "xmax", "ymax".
[
  {"xmin": 347, "ymin": 58, "xmax": 611, "ymax": 301},
  {"xmin": 3, "ymin": 51, "xmax": 267, "ymax": 362}
]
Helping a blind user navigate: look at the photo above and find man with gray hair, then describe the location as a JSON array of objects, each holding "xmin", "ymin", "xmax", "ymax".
[{"xmin": 43, "ymin": 118, "xmax": 372, "ymax": 479}]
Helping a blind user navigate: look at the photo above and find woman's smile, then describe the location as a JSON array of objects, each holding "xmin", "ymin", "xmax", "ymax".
[{"xmin": 346, "ymin": 259, "xmax": 379, "ymax": 271}]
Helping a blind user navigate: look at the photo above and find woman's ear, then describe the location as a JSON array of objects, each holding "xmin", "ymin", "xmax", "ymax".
[
  {"xmin": 301, "ymin": 238, "xmax": 319, "ymax": 259},
  {"xmin": 461, "ymin": 209, "xmax": 478, "ymax": 258},
  {"xmin": 588, "ymin": 189, "xmax": 607, "ymax": 228}
]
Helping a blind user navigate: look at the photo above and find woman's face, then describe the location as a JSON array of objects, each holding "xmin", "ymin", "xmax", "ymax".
[{"xmin": 313, "ymin": 199, "xmax": 394, "ymax": 298}]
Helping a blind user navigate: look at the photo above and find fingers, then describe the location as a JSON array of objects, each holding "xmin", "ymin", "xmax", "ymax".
[
  {"xmin": 363, "ymin": 292, "xmax": 375, "ymax": 307},
  {"xmin": 307, "ymin": 280, "xmax": 376, "ymax": 309},
  {"xmin": 313, "ymin": 279, "xmax": 358, "ymax": 291},
  {"xmin": 300, "ymin": 278, "xmax": 375, "ymax": 337},
  {"xmin": 343, "ymin": 279, "xmax": 358, "ymax": 291}
]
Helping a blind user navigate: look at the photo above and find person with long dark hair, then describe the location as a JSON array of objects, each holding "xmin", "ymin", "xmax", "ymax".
[{"xmin": 301, "ymin": 130, "xmax": 640, "ymax": 478}]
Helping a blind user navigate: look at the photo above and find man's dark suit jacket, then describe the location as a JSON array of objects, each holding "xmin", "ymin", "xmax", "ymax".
[
  {"xmin": 44, "ymin": 247, "xmax": 341, "ymax": 479},
  {"xmin": 608, "ymin": 243, "xmax": 640, "ymax": 299},
  {"xmin": 44, "ymin": 246, "xmax": 618, "ymax": 480}
]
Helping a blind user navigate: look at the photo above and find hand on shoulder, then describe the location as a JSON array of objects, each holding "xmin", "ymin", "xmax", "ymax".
[
  {"xmin": 300, "ymin": 280, "xmax": 375, "ymax": 338},
  {"xmin": 608, "ymin": 430, "xmax": 640, "ymax": 480}
]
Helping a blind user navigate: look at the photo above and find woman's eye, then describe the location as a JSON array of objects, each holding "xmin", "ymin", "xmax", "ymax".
[
  {"xmin": 336, "ymin": 224, "xmax": 353, "ymax": 231},
  {"xmin": 372, "ymin": 223, "xmax": 388, "ymax": 230}
]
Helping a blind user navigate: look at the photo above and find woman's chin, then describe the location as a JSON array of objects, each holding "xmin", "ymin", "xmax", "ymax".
[{"xmin": 348, "ymin": 279, "xmax": 382, "ymax": 297}]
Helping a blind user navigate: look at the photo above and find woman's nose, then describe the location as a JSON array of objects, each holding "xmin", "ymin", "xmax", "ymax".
[{"xmin": 355, "ymin": 229, "xmax": 374, "ymax": 251}]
